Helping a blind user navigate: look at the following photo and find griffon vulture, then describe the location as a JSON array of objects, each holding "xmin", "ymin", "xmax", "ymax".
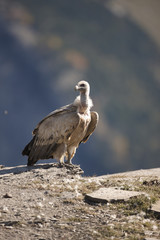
[{"xmin": 22, "ymin": 80, "xmax": 99, "ymax": 166}]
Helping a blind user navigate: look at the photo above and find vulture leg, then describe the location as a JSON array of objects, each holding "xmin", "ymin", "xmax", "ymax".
[
  {"xmin": 66, "ymin": 147, "xmax": 76, "ymax": 164},
  {"xmin": 59, "ymin": 155, "xmax": 65, "ymax": 165},
  {"xmin": 55, "ymin": 143, "xmax": 66, "ymax": 166},
  {"xmin": 58, "ymin": 154, "xmax": 65, "ymax": 167}
]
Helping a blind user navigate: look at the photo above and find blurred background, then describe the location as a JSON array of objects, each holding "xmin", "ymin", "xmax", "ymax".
[{"xmin": 0, "ymin": 0, "xmax": 160, "ymax": 176}]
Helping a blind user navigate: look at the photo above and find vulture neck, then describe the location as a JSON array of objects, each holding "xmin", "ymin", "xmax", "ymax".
[{"xmin": 79, "ymin": 91, "xmax": 90, "ymax": 114}]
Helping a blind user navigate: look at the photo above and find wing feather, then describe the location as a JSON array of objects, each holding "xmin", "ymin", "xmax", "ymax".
[
  {"xmin": 80, "ymin": 111, "xmax": 99, "ymax": 143},
  {"xmin": 27, "ymin": 105, "xmax": 80, "ymax": 162},
  {"xmin": 35, "ymin": 111, "xmax": 79, "ymax": 145},
  {"xmin": 33, "ymin": 104, "xmax": 77, "ymax": 134}
]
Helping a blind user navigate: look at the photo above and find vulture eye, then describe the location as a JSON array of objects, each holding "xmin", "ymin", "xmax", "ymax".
[{"xmin": 80, "ymin": 83, "xmax": 85, "ymax": 87}]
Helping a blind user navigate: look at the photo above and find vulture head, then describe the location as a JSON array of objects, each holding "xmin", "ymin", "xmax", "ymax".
[{"xmin": 75, "ymin": 80, "xmax": 90, "ymax": 95}]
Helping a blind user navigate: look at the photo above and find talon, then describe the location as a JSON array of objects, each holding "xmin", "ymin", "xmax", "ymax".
[
  {"xmin": 65, "ymin": 160, "xmax": 72, "ymax": 165},
  {"xmin": 58, "ymin": 162, "xmax": 64, "ymax": 168}
]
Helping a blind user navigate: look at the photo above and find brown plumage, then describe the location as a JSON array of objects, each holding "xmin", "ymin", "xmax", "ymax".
[{"xmin": 22, "ymin": 80, "xmax": 99, "ymax": 166}]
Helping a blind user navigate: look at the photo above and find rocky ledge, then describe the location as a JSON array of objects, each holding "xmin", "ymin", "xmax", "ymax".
[{"xmin": 0, "ymin": 163, "xmax": 160, "ymax": 240}]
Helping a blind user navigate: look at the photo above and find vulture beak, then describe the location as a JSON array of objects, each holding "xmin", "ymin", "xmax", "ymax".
[{"xmin": 75, "ymin": 85, "xmax": 79, "ymax": 91}]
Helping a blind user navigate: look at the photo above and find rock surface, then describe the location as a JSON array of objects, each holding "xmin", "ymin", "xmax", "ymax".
[
  {"xmin": 85, "ymin": 187, "xmax": 148, "ymax": 203},
  {"xmin": 0, "ymin": 164, "xmax": 160, "ymax": 239},
  {"xmin": 151, "ymin": 200, "xmax": 160, "ymax": 219}
]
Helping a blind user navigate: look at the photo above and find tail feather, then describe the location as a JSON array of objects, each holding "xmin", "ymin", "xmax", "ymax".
[
  {"xmin": 22, "ymin": 137, "xmax": 35, "ymax": 156},
  {"xmin": 23, "ymin": 138, "xmax": 59, "ymax": 166},
  {"xmin": 27, "ymin": 143, "xmax": 58, "ymax": 166},
  {"xmin": 22, "ymin": 137, "xmax": 38, "ymax": 166},
  {"xmin": 22, "ymin": 135, "xmax": 60, "ymax": 166}
]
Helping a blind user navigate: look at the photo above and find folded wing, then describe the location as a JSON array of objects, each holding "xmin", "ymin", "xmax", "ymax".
[
  {"xmin": 81, "ymin": 111, "xmax": 99, "ymax": 143},
  {"xmin": 22, "ymin": 104, "xmax": 80, "ymax": 164}
]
